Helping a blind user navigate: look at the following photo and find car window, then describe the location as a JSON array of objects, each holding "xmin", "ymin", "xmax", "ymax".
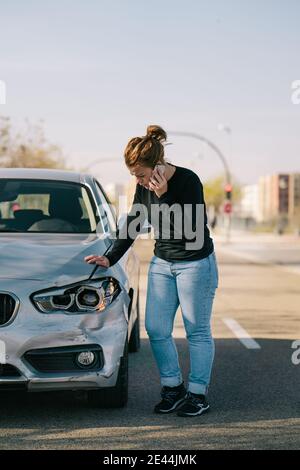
[{"xmin": 0, "ymin": 179, "xmax": 101, "ymax": 234}]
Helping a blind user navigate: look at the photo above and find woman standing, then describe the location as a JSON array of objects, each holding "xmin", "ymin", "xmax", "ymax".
[{"xmin": 84, "ymin": 125, "xmax": 219, "ymax": 417}]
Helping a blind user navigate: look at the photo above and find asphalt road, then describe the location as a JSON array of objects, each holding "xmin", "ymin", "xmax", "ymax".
[{"xmin": 0, "ymin": 234, "xmax": 299, "ymax": 450}]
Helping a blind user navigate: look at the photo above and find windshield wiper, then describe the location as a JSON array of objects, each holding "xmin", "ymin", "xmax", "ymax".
[{"xmin": 0, "ymin": 228, "xmax": 22, "ymax": 232}]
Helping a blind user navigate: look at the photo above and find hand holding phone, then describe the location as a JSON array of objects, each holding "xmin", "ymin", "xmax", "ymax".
[{"xmin": 149, "ymin": 164, "xmax": 168, "ymax": 197}]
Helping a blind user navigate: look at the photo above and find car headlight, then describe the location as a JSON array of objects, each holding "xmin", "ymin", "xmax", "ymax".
[{"xmin": 32, "ymin": 277, "xmax": 121, "ymax": 314}]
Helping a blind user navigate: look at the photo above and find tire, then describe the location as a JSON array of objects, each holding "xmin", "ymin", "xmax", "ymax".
[
  {"xmin": 128, "ymin": 288, "xmax": 141, "ymax": 353},
  {"xmin": 87, "ymin": 335, "xmax": 128, "ymax": 408}
]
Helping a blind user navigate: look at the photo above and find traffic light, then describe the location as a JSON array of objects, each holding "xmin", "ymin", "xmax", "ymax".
[{"xmin": 225, "ymin": 183, "xmax": 232, "ymax": 200}]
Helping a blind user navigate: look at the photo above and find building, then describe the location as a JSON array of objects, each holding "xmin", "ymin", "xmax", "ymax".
[
  {"xmin": 257, "ymin": 173, "xmax": 300, "ymax": 223},
  {"xmin": 237, "ymin": 184, "xmax": 260, "ymax": 221},
  {"xmin": 289, "ymin": 173, "xmax": 300, "ymax": 221}
]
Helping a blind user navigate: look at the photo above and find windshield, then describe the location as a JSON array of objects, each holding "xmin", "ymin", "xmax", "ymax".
[{"xmin": 0, "ymin": 179, "xmax": 101, "ymax": 234}]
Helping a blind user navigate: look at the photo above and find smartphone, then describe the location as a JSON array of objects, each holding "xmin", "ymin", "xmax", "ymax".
[{"xmin": 154, "ymin": 164, "xmax": 166, "ymax": 174}]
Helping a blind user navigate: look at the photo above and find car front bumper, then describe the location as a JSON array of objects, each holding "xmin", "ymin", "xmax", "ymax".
[{"xmin": 0, "ymin": 279, "xmax": 130, "ymax": 392}]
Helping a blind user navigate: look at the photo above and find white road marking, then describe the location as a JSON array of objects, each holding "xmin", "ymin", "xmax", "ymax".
[{"xmin": 222, "ymin": 318, "xmax": 261, "ymax": 349}]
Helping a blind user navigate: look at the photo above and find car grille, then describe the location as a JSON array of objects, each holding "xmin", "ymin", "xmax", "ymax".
[
  {"xmin": 23, "ymin": 345, "xmax": 104, "ymax": 373},
  {"xmin": 0, "ymin": 364, "xmax": 22, "ymax": 377},
  {"xmin": 0, "ymin": 293, "xmax": 18, "ymax": 326}
]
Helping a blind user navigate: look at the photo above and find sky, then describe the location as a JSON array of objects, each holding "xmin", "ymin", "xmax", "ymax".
[{"xmin": 1, "ymin": 0, "xmax": 300, "ymax": 187}]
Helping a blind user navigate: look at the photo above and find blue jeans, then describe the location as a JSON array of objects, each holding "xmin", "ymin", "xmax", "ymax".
[{"xmin": 145, "ymin": 251, "xmax": 219, "ymax": 395}]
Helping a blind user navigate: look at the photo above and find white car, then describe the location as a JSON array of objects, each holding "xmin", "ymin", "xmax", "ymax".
[{"xmin": 0, "ymin": 168, "xmax": 140, "ymax": 407}]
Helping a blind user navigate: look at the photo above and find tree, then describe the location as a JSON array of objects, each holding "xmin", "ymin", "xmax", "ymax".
[
  {"xmin": 203, "ymin": 174, "xmax": 242, "ymax": 213},
  {"xmin": 0, "ymin": 116, "xmax": 69, "ymax": 169}
]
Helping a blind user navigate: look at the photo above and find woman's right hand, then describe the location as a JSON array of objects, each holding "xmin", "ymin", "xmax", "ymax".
[{"xmin": 84, "ymin": 254, "xmax": 110, "ymax": 268}]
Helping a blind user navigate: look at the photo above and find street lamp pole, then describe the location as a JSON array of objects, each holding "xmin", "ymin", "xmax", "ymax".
[
  {"xmin": 168, "ymin": 130, "xmax": 231, "ymax": 184},
  {"xmin": 217, "ymin": 124, "xmax": 233, "ymax": 242},
  {"xmin": 168, "ymin": 130, "xmax": 232, "ymax": 242}
]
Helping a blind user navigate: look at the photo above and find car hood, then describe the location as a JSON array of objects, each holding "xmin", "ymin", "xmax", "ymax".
[{"xmin": 0, "ymin": 233, "xmax": 112, "ymax": 283}]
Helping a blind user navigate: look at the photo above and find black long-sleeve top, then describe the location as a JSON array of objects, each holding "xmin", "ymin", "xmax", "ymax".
[{"xmin": 105, "ymin": 165, "xmax": 214, "ymax": 266}]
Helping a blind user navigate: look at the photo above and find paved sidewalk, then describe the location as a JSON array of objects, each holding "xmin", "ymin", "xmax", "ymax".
[{"xmin": 214, "ymin": 229, "xmax": 300, "ymax": 244}]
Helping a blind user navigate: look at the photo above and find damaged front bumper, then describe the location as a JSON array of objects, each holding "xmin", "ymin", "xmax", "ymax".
[{"xmin": 0, "ymin": 278, "xmax": 130, "ymax": 392}]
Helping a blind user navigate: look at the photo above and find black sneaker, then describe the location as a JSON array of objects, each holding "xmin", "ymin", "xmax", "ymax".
[
  {"xmin": 153, "ymin": 382, "xmax": 187, "ymax": 414},
  {"xmin": 176, "ymin": 391, "xmax": 210, "ymax": 417}
]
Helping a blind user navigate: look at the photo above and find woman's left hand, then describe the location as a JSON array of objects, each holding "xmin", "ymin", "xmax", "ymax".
[{"xmin": 149, "ymin": 167, "xmax": 168, "ymax": 198}]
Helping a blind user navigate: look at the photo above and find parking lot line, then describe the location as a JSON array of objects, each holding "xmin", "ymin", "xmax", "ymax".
[{"xmin": 222, "ymin": 318, "xmax": 261, "ymax": 349}]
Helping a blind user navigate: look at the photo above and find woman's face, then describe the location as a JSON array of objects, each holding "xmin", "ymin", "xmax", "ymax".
[{"xmin": 129, "ymin": 164, "xmax": 154, "ymax": 189}]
